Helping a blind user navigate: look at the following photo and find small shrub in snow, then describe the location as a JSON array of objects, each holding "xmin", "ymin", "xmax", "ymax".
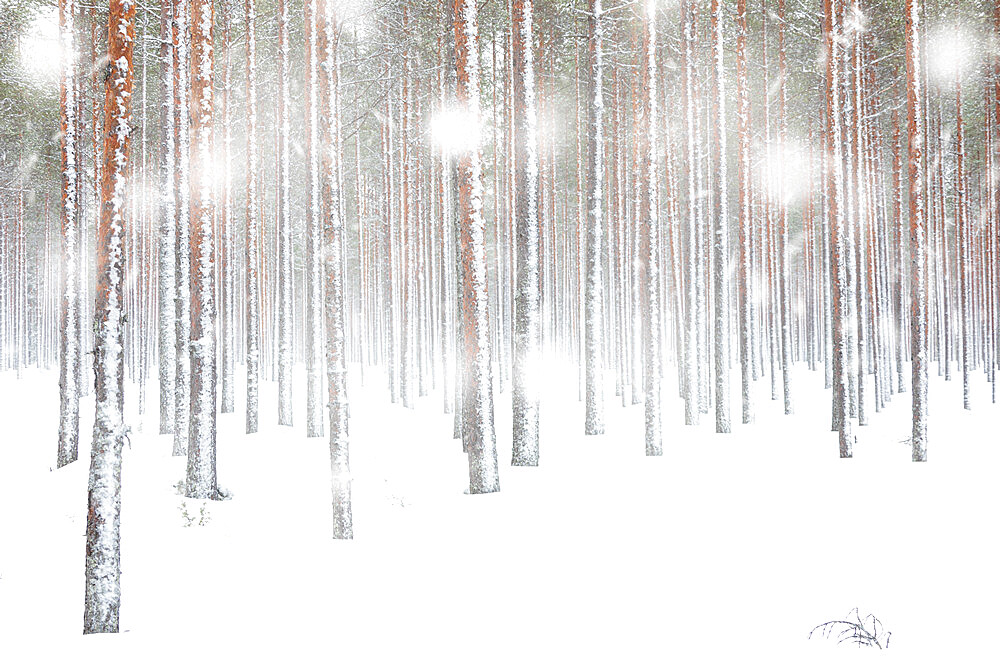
[
  {"xmin": 809, "ymin": 607, "xmax": 891, "ymax": 648},
  {"xmin": 179, "ymin": 500, "xmax": 211, "ymax": 527}
]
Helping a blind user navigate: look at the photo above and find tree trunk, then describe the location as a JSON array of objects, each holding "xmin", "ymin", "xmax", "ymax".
[
  {"xmin": 317, "ymin": 0, "xmax": 353, "ymax": 537},
  {"xmin": 584, "ymin": 0, "xmax": 605, "ymax": 435},
  {"xmin": 57, "ymin": 0, "xmax": 80, "ymax": 468},
  {"xmin": 510, "ymin": 0, "xmax": 540, "ymax": 466},
  {"xmin": 640, "ymin": 0, "xmax": 662, "ymax": 455},
  {"xmin": 453, "ymin": 0, "xmax": 499, "ymax": 494},
  {"xmin": 736, "ymin": 0, "xmax": 753, "ymax": 425},
  {"xmin": 824, "ymin": 0, "xmax": 853, "ymax": 457},
  {"xmin": 156, "ymin": 0, "xmax": 176, "ymax": 434},
  {"xmin": 173, "ymin": 0, "xmax": 191, "ymax": 457},
  {"xmin": 304, "ymin": 0, "xmax": 323, "ymax": 437},
  {"xmin": 186, "ymin": 0, "xmax": 218, "ymax": 499},
  {"xmin": 245, "ymin": 0, "xmax": 261, "ymax": 434},
  {"xmin": 84, "ymin": 0, "xmax": 134, "ymax": 633},
  {"xmin": 711, "ymin": 0, "xmax": 731, "ymax": 432},
  {"xmin": 906, "ymin": 0, "xmax": 927, "ymax": 460},
  {"xmin": 680, "ymin": 0, "xmax": 699, "ymax": 425}
]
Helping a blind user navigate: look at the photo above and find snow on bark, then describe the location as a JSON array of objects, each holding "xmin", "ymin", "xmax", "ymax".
[
  {"xmin": 905, "ymin": 0, "xmax": 927, "ymax": 461},
  {"xmin": 511, "ymin": 0, "xmax": 540, "ymax": 466},
  {"xmin": 954, "ymin": 61, "xmax": 970, "ymax": 412},
  {"xmin": 454, "ymin": 0, "xmax": 499, "ymax": 494},
  {"xmin": 220, "ymin": 4, "xmax": 235, "ymax": 415},
  {"xmin": 305, "ymin": 0, "xmax": 324, "ymax": 437},
  {"xmin": 173, "ymin": 0, "xmax": 192, "ymax": 457},
  {"xmin": 736, "ymin": 0, "xmax": 753, "ymax": 426},
  {"xmin": 186, "ymin": 0, "xmax": 218, "ymax": 500},
  {"xmin": 777, "ymin": 0, "xmax": 792, "ymax": 417},
  {"xmin": 277, "ymin": 0, "xmax": 293, "ymax": 427},
  {"xmin": 400, "ymin": 4, "xmax": 415, "ymax": 409},
  {"xmin": 318, "ymin": 0, "xmax": 353, "ymax": 537},
  {"xmin": 84, "ymin": 0, "xmax": 134, "ymax": 634},
  {"xmin": 850, "ymin": 29, "xmax": 867, "ymax": 427},
  {"xmin": 157, "ymin": 0, "xmax": 176, "ymax": 434},
  {"xmin": 57, "ymin": 0, "xmax": 80, "ymax": 469},
  {"xmin": 641, "ymin": 0, "xmax": 662, "ymax": 456},
  {"xmin": 711, "ymin": 0, "xmax": 731, "ymax": 433},
  {"xmin": 680, "ymin": 0, "xmax": 699, "ymax": 426},
  {"xmin": 891, "ymin": 110, "xmax": 906, "ymax": 395},
  {"xmin": 245, "ymin": 0, "xmax": 261, "ymax": 435},
  {"xmin": 584, "ymin": 0, "xmax": 605, "ymax": 436},
  {"xmin": 824, "ymin": 0, "xmax": 854, "ymax": 458},
  {"xmin": 437, "ymin": 21, "xmax": 456, "ymax": 418}
]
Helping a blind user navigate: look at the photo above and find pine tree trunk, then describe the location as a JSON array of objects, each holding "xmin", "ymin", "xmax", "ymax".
[
  {"xmin": 954, "ymin": 59, "xmax": 970, "ymax": 411},
  {"xmin": 680, "ymin": 0, "xmax": 699, "ymax": 426},
  {"xmin": 736, "ymin": 0, "xmax": 753, "ymax": 425},
  {"xmin": 317, "ymin": 0, "xmax": 353, "ymax": 537},
  {"xmin": 57, "ymin": 0, "xmax": 80, "ymax": 468},
  {"xmin": 711, "ymin": 0, "xmax": 731, "ymax": 433},
  {"xmin": 510, "ymin": 0, "xmax": 540, "ymax": 466},
  {"xmin": 276, "ymin": 0, "xmax": 293, "ymax": 426},
  {"xmin": 584, "ymin": 0, "xmax": 605, "ymax": 435},
  {"xmin": 640, "ymin": 1, "xmax": 662, "ymax": 455},
  {"xmin": 157, "ymin": 0, "xmax": 176, "ymax": 434},
  {"xmin": 906, "ymin": 0, "xmax": 927, "ymax": 460},
  {"xmin": 186, "ymin": 0, "xmax": 218, "ymax": 500},
  {"xmin": 172, "ymin": 0, "xmax": 192, "ymax": 457},
  {"xmin": 245, "ymin": 0, "xmax": 261, "ymax": 434},
  {"xmin": 220, "ymin": 4, "xmax": 235, "ymax": 415},
  {"xmin": 777, "ymin": 0, "xmax": 792, "ymax": 416},
  {"xmin": 453, "ymin": 0, "xmax": 499, "ymax": 494},
  {"xmin": 84, "ymin": 0, "xmax": 134, "ymax": 633},
  {"xmin": 304, "ymin": 0, "xmax": 323, "ymax": 437},
  {"xmin": 824, "ymin": 0, "xmax": 853, "ymax": 457}
]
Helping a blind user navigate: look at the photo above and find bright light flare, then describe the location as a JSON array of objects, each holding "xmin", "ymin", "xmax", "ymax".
[
  {"xmin": 430, "ymin": 108, "xmax": 480, "ymax": 156},
  {"xmin": 20, "ymin": 7, "xmax": 60, "ymax": 84},
  {"xmin": 927, "ymin": 25, "xmax": 972, "ymax": 85},
  {"xmin": 763, "ymin": 140, "xmax": 809, "ymax": 206}
]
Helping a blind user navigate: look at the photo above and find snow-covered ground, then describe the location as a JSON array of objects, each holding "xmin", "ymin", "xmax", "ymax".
[{"xmin": 1, "ymin": 360, "xmax": 997, "ymax": 665}]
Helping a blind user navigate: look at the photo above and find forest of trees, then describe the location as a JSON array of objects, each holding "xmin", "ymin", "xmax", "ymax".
[{"xmin": 0, "ymin": 0, "xmax": 998, "ymax": 634}]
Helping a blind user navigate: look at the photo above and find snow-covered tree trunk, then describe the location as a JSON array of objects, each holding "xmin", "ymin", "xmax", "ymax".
[
  {"xmin": 954, "ymin": 60, "xmax": 970, "ymax": 411},
  {"xmin": 220, "ymin": 3, "xmax": 235, "ymax": 415},
  {"xmin": 276, "ymin": 0, "xmax": 293, "ymax": 426},
  {"xmin": 511, "ymin": 0, "xmax": 540, "ymax": 466},
  {"xmin": 824, "ymin": 0, "xmax": 853, "ymax": 457},
  {"xmin": 992, "ymin": 0, "xmax": 1000, "ymax": 403},
  {"xmin": 57, "ymin": 0, "xmax": 80, "ymax": 468},
  {"xmin": 437, "ymin": 7, "xmax": 456, "ymax": 416},
  {"xmin": 850, "ymin": 30, "xmax": 867, "ymax": 427},
  {"xmin": 401, "ymin": 4, "xmax": 415, "ymax": 409},
  {"xmin": 640, "ymin": 0, "xmax": 662, "ymax": 455},
  {"xmin": 583, "ymin": 0, "xmax": 605, "ymax": 436},
  {"xmin": 777, "ymin": 0, "xmax": 792, "ymax": 416},
  {"xmin": 736, "ymin": 0, "xmax": 753, "ymax": 425},
  {"xmin": 892, "ymin": 110, "xmax": 906, "ymax": 394},
  {"xmin": 906, "ymin": 0, "xmax": 927, "ymax": 460},
  {"xmin": 173, "ymin": 0, "xmax": 191, "ymax": 457},
  {"xmin": 680, "ymin": 0, "xmax": 699, "ymax": 426},
  {"xmin": 711, "ymin": 0, "xmax": 731, "ymax": 433},
  {"xmin": 382, "ymin": 91, "xmax": 400, "ymax": 405},
  {"xmin": 304, "ymin": 0, "xmax": 323, "ymax": 437},
  {"xmin": 83, "ymin": 0, "xmax": 134, "ymax": 633},
  {"xmin": 245, "ymin": 0, "xmax": 260, "ymax": 434},
  {"xmin": 317, "ymin": 0, "xmax": 352, "ymax": 538},
  {"xmin": 156, "ymin": 0, "xmax": 176, "ymax": 435},
  {"xmin": 186, "ymin": 0, "xmax": 218, "ymax": 500},
  {"xmin": 453, "ymin": 0, "xmax": 499, "ymax": 494}
]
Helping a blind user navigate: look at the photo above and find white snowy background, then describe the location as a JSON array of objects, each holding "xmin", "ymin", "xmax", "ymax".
[{"xmin": 1, "ymin": 361, "xmax": 997, "ymax": 665}]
